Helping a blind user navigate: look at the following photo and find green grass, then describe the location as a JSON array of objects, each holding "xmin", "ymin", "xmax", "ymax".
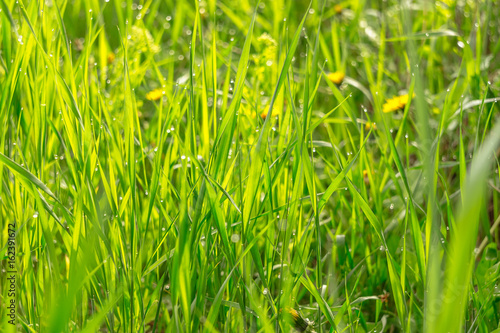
[{"xmin": 1, "ymin": 0, "xmax": 500, "ymax": 332}]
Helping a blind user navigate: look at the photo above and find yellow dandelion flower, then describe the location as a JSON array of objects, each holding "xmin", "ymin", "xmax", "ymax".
[
  {"xmin": 107, "ymin": 52, "xmax": 115, "ymax": 64},
  {"xmin": 327, "ymin": 71, "xmax": 345, "ymax": 85},
  {"xmin": 260, "ymin": 108, "xmax": 280, "ymax": 120},
  {"xmin": 365, "ymin": 122, "xmax": 377, "ymax": 131},
  {"xmin": 334, "ymin": 4, "xmax": 343, "ymax": 14},
  {"xmin": 399, "ymin": 94, "xmax": 410, "ymax": 105},
  {"xmin": 146, "ymin": 88, "xmax": 164, "ymax": 101},
  {"xmin": 282, "ymin": 307, "xmax": 316, "ymax": 333},
  {"xmin": 382, "ymin": 94, "xmax": 413, "ymax": 113}
]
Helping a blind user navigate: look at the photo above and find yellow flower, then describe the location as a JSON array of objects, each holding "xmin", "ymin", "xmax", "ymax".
[
  {"xmin": 327, "ymin": 71, "xmax": 345, "ymax": 85},
  {"xmin": 365, "ymin": 122, "xmax": 377, "ymax": 131},
  {"xmin": 334, "ymin": 4, "xmax": 342, "ymax": 14},
  {"xmin": 282, "ymin": 307, "xmax": 316, "ymax": 333},
  {"xmin": 146, "ymin": 88, "xmax": 164, "ymax": 101},
  {"xmin": 260, "ymin": 108, "xmax": 280, "ymax": 120},
  {"xmin": 107, "ymin": 52, "xmax": 115, "ymax": 64},
  {"xmin": 382, "ymin": 94, "xmax": 412, "ymax": 113}
]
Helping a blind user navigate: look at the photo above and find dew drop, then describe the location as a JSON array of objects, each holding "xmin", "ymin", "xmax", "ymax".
[{"xmin": 231, "ymin": 234, "xmax": 240, "ymax": 243}]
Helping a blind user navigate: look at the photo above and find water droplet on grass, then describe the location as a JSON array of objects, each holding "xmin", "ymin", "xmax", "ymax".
[{"xmin": 231, "ymin": 234, "xmax": 240, "ymax": 243}]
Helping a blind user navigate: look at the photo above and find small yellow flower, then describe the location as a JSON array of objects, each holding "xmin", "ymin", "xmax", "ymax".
[
  {"xmin": 327, "ymin": 71, "xmax": 345, "ymax": 85},
  {"xmin": 334, "ymin": 4, "xmax": 343, "ymax": 14},
  {"xmin": 382, "ymin": 94, "xmax": 412, "ymax": 113},
  {"xmin": 146, "ymin": 88, "xmax": 164, "ymax": 101},
  {"xmin": 107, "ymin": 52, "xmax": 115, "ymax": 64},
  {"xmin": 260, "ymin": 108, "xmax": 280, "ymax": 120},
  {"xmin": 282, "ymin": 307, "xmax": 316, "ymax": 333},
  {"xmin": 365, "ymin": 122, "xmax": 377, "ymax": 131}
]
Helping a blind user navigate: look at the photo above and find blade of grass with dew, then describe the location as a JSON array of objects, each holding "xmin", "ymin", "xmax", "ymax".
[
  {"xmin": 345, "ymin": 177, "xmax": 407, "ymax": 325},
  {"xmin": 242, "ymin": 3, "xmax": 310, "ymax": 289},
  {"xmin": 432, "ymin": 121, "xmax": 500, "ymax": 332},
  {"xmin": 204, "ymin": 223, "xmax": 272, "ymax": 332}
]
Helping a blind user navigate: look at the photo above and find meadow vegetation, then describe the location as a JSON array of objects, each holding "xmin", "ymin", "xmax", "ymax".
[{"xmin": 1, "ymin": 0, "xmax": 500, "ymax": 332}]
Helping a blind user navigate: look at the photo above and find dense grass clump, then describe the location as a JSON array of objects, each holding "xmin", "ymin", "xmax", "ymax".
[{"xmin": 1, "ymin": 0, "xmax": 500, "ymax": 332}]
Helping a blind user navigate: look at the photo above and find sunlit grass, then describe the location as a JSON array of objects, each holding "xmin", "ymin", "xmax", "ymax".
[{"xmin": 1, "ymin": 0, "xmax": 500, "ymax": 332}]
